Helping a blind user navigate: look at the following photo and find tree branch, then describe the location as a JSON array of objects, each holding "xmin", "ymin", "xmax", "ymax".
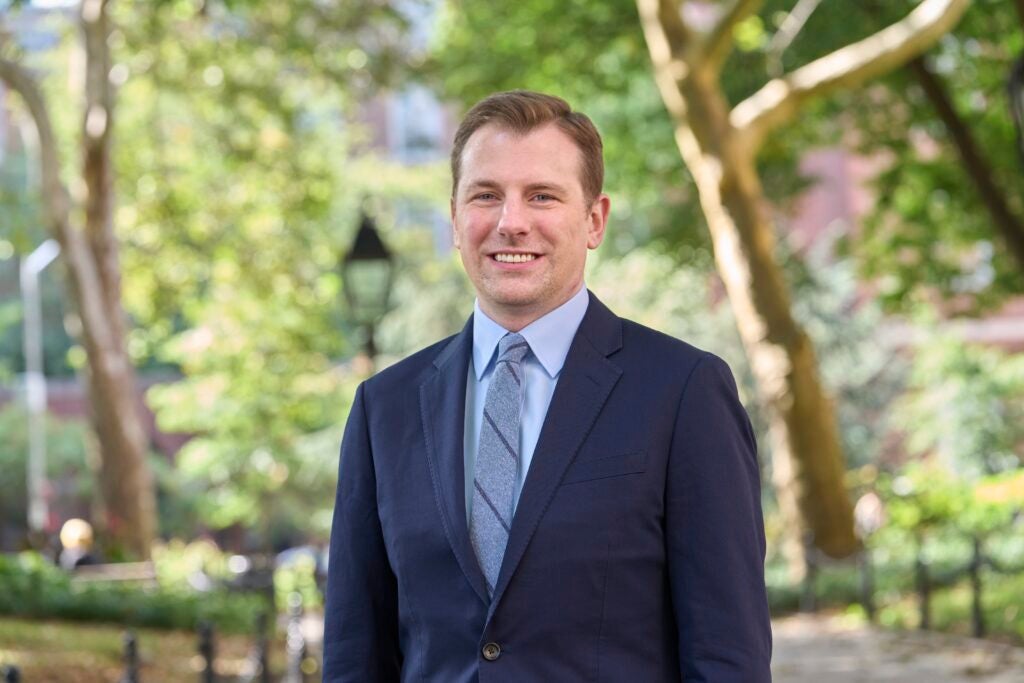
[
  {"xmin": 731, "ymin": 0, "xmax": 971, "ymax": 151},
  {"xmin": 0, "ymin": 53, "xmax": 117, "ymax": 353},
  {"xmin": 703, "ymin": 0, "xmax": 763, "ymax": 73},
  {"xmin": 0, "ymin": 55, "xmax": 71, "ymax": 240},
  {"xmin": 636, "ymin": 0, "xmax": 694, "ymax": 119},
  {"xmin": 766, "ymin": 0, "xmax": 823, "ymax": 78},
  {"xmin": 907, "ymin": 56, "xmax": 1024, "ymax": 274},
  {"xmin": 637, "ymin": 0, "xmax": 693, "ymax": 67}
]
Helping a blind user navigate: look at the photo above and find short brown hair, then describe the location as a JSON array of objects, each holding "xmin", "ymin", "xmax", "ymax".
[{"xmin": 450, "ymin": 90, "xmax": 604, "ymax": 205}]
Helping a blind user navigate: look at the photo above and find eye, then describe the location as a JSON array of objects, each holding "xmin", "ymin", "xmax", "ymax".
[
  {"xmin": 472, "ymin": 192, "xmax": 498, "ymax": 202},
  {"xmin": 531, "ymin": 193, "xmax": 556, "ymax": 202}
]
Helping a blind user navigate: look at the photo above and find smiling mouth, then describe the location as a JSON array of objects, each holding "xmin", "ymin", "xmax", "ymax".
[{"xmin": 492, "ymin": 253, "xmax": 539, "ymax": 263}]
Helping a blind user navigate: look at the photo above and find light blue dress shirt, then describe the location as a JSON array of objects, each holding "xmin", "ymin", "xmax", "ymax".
[{"xmin": 464, "ymin": 284, "xmax": 590, "ymax": 522}]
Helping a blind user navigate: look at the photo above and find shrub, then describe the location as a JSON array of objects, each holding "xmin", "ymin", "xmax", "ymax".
[{"xmin": 0, "ymin": 551, "xmax": 266, "ymax": 633}]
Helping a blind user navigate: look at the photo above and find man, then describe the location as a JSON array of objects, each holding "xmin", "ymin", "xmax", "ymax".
[{"xmin": 324, "ymin": 90, "xmax": 772, "ymax": 682}]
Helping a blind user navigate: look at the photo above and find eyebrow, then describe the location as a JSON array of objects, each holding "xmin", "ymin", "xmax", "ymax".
[
  {"xmin": 524, "ymin": 182, "xmax": 569, "ymax": 195},
  {"xmin": 463, "ymin": 180, "xmax": 571, "ymax": 195}
]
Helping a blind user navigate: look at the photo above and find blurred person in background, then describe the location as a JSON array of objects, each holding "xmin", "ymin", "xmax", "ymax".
[{"xmin": 58, "ymin": 518, "xmax": 98, "ymax": 570}]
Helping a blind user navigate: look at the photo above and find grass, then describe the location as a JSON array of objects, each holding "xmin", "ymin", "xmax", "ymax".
[{"xmin": 0, "ymin": 616, "xmax": 295, "ymax": 682}]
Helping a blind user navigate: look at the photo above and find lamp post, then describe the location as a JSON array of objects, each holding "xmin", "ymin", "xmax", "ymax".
[
  {"xmin": 340, "ymin": 212, "xmax": 394, "ymax": 373},
  {"xmin": 21, "ymin": 238, "xmax": 61, "ymax": 538}
]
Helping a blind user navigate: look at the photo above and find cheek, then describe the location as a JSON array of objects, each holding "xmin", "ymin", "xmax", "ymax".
[{"xmin": 457, "ymin": 215, "xmax": 491, "ymax": 244}]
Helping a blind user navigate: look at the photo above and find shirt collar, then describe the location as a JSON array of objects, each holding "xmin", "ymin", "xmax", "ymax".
[{"xmin": 472, "ymin": 284, "xmax": 590, "ymax": 380}]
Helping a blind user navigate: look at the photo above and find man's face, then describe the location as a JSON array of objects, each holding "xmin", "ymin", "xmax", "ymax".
[{"xmin": 451, "ymin": 122, "xmax": 609, "ymax": 327}]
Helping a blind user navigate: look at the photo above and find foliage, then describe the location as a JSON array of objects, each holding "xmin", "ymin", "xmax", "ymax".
[
  {"xmin": 895, "ymin": 330, "xmax": 1024, "ymax": 477},
  {"xmin": 0, "ymin": 405, "xmax": 93, "ymax": 537},
  {"xmin": 376, "ymin": 231, "xmax": 475, "ymax": 361},
  {"xmin": 101, "ymin": 1, "xmax": 437, "ymax": 542},
  {"xmin": 0, "ymin": 551, "xmax": 264, "ymax": 633},
  {"xmin": 878, "ymin": 461, "xmax": 1020, "ymax": 536},
  {"xmin": 784, "ymin": 245, "xmax": 909, "ymax": 469},
  {"xmin": 0, "ymin": 540, "xmax": 324, "ymax": 631},
  {"xmin": 840, "ymin": 0, "xmax": 1024, "ymax": 309},
  {"xmin": 0, "ymin": 146, "xmax": 40, "ymax": 249},
  {"xmin": 143, "ymin": 159, "xmax": 452, "ymax": 541},
  {"xmin": 0, "ymin": 298, "xmax": 18, "ymax": 381}
]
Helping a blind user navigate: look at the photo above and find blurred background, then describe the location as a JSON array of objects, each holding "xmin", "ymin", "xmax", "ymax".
[{"xmin": 0, "ymin": 0, "xmax": 1022, "ymax": 680}]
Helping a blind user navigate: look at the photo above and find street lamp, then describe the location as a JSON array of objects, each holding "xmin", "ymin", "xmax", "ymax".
[
  {"xmin": 340, "ymin": 211, "xmax": 394, "ymax": 366},
  {"xmin": 21, "ymin": 238, "xmax": 61, "ymax": 539}
]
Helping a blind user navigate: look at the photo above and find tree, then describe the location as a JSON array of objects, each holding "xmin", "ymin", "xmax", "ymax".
[
  {"xmin": 110, "ymin": 0, "xmax": 420, "ymax": 546},
  {"xmin": 2, "ymin": 0, "xmax": 412, "ymax": 552},
  {"xmin": 633, "ymin": 0, "xmax": 970, "ymax": 563},
  {"xmin": 842, "ymin": 0, "xmax": 1024, "ymax": 311},
  {"xmin": 1, "ymin": 0, "xmax": 157, "ymax": 558}
]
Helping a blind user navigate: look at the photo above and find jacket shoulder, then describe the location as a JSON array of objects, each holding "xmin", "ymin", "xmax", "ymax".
[
  {"xmin": 617, "ymin": 317, "xmax": 714, "ymax": 364},
  {"xmin": 614, "ymin": 317, "xmax": 742, "ymax": 388}
]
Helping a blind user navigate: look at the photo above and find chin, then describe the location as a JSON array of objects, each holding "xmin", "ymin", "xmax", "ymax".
[{"xmin": 483, "ymin": 287, "xmax": 547, "ymax": 310}]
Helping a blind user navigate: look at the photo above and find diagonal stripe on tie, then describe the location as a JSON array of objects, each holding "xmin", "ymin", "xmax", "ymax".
[
  {"xmin": 474, "ymin": 480, "xmax": 511, "ymax": 533},
  {"xmin": 482, "ymin": 410, "xmax": 519, "ymax": 462}
]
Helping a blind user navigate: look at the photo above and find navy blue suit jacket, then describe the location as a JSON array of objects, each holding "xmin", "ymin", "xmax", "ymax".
[{"xmin": 324, "ymin": 292, "xmax": 772, "ymax": 682}]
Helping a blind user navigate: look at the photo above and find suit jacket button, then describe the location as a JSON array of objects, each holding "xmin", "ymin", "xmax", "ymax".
[{"xmin": 482, "ymin": 642, "xmax": 501, "ymax": 661}]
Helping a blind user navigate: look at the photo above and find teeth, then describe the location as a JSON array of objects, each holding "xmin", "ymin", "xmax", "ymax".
[{"xmin": 494, "ymin": 253, "xmax": 536, "ymax": 263}]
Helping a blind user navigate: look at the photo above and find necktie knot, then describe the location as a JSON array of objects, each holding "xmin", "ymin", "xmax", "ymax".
[{"xmin": 497, "ymin": 333, "xmax": 529, "ymax": 365}]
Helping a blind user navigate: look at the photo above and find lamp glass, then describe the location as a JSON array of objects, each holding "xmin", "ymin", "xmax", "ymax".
[{"xmin": 345, "ymin": 259, "xmax": 392, "ymax": 325}]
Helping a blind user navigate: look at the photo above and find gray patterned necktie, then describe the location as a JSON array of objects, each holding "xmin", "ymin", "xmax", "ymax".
[{"xmin": 470, "ymin": 332, "xmax": 530, "ymax": 597}]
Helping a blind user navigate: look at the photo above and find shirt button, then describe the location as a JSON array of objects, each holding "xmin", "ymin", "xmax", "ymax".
[{"xmin": 482, "ymin": 642, "xmax": 501, "ymax": 661}]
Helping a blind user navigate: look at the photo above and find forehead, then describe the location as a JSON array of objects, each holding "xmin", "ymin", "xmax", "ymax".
[{"xmin": 459, "ymin": 123, "xmax": 583, "ymax": 192}]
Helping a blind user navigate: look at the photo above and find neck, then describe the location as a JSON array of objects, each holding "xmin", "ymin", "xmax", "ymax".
[{"xmin": 479, "ymin": 287, "xmax": 583, "ymax": 333}]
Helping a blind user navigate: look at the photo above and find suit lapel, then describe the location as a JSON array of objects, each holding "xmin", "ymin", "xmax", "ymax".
[
  {"xmin": 419, "ymin": 317, "xmax": 490, "ymax": 605},
  {"xmin": 488, "ymin": 293, "xmax": 623, "ymax": 618}
]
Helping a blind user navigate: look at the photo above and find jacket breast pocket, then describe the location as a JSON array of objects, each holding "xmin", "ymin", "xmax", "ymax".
[{"xmin": 560, "ymin": 450, "xmax": 647, "ymax": 486}]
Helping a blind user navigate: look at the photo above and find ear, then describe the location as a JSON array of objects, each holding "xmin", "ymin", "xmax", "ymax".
[
  {"xmin": 586, "ymin": 194, "xmax": 610, "ymax": 250},
  {"xmin": 450, "ymin": 196, "xmax": 460, "ymax": 249}
]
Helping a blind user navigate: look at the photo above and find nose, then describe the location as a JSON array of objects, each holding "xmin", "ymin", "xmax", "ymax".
[{"xmin": 496, "ymin": 198, "xmax": 530, "ymax": 238}]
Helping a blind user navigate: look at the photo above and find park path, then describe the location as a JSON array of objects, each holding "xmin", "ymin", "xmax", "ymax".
[
  {"xmin": 772, "ymin": 614, "xmax": 1024, "ymax": 682},
  {"xmin": 300, "ymin": 612, "xmax": 1024, "ymax": 680}
]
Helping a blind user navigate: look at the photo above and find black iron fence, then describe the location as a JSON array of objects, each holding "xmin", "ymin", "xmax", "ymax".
[
  {"xmin": 0, "ymin": 591, "xmax": 318, "ymax": 682},
  {"xmin": 801, "ymin": 528, "xmax": 1024, "ymax": 638}
]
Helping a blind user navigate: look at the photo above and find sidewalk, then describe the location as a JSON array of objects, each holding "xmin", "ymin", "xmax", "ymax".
[{"xmin": 772, "ymin": 614, "xmax": 1024, "ymax": 682}]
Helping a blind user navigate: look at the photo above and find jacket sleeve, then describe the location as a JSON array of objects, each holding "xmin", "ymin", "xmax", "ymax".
[
  {"xmin": 323, "ymin": 382, "xmax": 401, "ymax": 682},
  {"xmin": 666, "ymin": 353, "xmax": 773, "ymax": 682}
]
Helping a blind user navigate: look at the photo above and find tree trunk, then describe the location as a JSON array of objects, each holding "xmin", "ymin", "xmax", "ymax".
[
  {"xmin": 0, "ymin": 0, "xmax": 156, "ymax": 558},
  {"xmin": 677, "ymin": 68, "xmax": 857, "ymax": 565},
  {"xmin": 76, "ymin": 0, "xmax": 156, "ymax": 560}
]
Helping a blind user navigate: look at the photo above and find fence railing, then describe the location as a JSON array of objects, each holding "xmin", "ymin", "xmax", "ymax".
[
  {"xmin": 0, "ymin": 590, "xmax": 317, "ymax": 683},
  {"xmin": 800, "ymin": 528, "xmax": 1024, "ymax": 638}
]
